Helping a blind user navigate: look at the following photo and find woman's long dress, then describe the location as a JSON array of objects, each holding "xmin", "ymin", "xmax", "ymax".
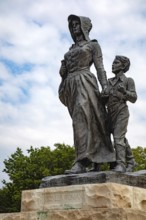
[{"xmin": 59, "ymin": 40, "xmax": 115, "ymax": 163}]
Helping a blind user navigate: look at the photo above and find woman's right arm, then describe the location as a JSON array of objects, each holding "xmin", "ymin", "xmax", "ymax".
[{"xmin": 59, "ymin": 60, "xmax": 67, "ymax": 80}]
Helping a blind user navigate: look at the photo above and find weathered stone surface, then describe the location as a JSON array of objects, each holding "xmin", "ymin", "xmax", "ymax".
[
  {"xmin": 21, "ymin": 183, "xmax": 146, "ymax": 212},
  {"xmin": 1, "ymin": 208, "xmax": 146, "ymax": 220},
  {"xmin": 133, "ymin": 187, "xmax": 146, "ymax": 210},
  {"xmin": 40, "ymin": 170, "xmax": 146, "ymax": 188},
  {"xmin": 21, "ymin": 188, "xmax": 45, "ymax": 212},
  {"xmin": 84, "ymin": 183, "xmax": 133, "ymax": 209},
  {"xmin": 2, "ymin": 182, "xmax": 146, "ymax": 219},
  {"xmin": 21, "ymin": 184, "xmax": 85, "ymax": 212}
]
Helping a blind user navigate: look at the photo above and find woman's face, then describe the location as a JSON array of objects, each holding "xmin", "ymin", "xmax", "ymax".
[
  {"xmin": 71, "ymin": 19, "xmax": 81, "ymax": 36},
  {"xmin": 112, "ymin": 58, "xmax": 123, "ymax": 74}
]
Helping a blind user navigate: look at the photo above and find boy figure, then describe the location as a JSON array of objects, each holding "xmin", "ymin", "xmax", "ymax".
[{"xmin": 103, "ymin": 55, "xmax": 137, "ymax": 172}]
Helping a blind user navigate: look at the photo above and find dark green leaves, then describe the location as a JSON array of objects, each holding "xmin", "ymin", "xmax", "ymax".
[{"xmin": 0, "ymin": 143, "xmax": 75, "ymax": 213}]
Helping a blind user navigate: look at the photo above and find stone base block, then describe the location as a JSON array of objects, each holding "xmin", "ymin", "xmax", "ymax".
[
  {"xmin": 1, "ymin": 182, "xmax": 146, "ymax": 220},
  {"xmin": 0, "ymin": 208, "xmax": 146, "ymax": 220},
  {"xmin": 21, "ymin": 183, "xmax": 146, "ymax": 212}
]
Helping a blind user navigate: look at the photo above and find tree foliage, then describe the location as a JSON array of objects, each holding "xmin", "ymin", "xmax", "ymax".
[
  {"xmin": 132, "ymin": 146, "xmax": 146, "ymax": 170},
  {"xmin": 0, "ymin": 143, "xmax": 75, "ymax": 213}
]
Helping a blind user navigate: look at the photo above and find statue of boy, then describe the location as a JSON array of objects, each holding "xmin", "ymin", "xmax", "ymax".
[{"xmin": 102, "ymin": 55, "xmax": 137, "ymax": 172}]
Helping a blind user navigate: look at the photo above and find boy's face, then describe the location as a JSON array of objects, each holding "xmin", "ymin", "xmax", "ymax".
[{"xmin": 112, "ymin": 58, "xmax": 123, "ymax": 74}]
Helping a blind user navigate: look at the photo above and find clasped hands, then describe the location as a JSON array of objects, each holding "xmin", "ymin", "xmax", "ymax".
[
  {"xmin": 101, "ymin": 86, "xmax": 109, "ymax": 98},
  {"xmin": 101, "ymin": 83, "xmax": 127, "ymax": 98}
]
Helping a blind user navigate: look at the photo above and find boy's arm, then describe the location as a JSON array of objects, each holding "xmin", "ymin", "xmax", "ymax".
[{"xmin": 124, "ymin": 78, "xmax": 137, "ymax": 103}]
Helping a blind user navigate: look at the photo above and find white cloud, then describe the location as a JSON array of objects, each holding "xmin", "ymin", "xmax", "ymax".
[{"xmin": 0, "ymin": 0, "xmax": 146, "ymax": 187}]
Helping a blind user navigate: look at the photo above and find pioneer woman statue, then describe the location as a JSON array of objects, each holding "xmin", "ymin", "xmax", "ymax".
[{"xmin": 59, "ymin": 14, "xmax": 115, "ymax": 174}]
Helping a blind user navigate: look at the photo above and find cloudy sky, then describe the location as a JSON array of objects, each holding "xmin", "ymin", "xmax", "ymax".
[{"xmin": 0, "ymin": 0, "xmax": 146, "ymax": 187}]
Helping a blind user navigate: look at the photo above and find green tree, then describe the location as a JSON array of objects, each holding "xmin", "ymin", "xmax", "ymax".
[
  {"xmin": 0, "ymin": 186, "xmax": 14, "ymax": 213},
  {"xmin": 0, "ymin": 143, "xmax": 75, "ymax": 213},
  {"xmin": 132, "ymin": 146, "xmax": 146, "ymax": 171}
]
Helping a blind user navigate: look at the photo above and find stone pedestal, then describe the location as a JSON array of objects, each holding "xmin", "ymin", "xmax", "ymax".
[{"xmin": 1, "ymin": 182, "xmax": 146, "ymax": 219}]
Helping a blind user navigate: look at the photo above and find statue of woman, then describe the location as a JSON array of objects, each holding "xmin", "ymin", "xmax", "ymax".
[{"xmin": 59, "ymin": 14, "xmax": 115, "ymax": 174}]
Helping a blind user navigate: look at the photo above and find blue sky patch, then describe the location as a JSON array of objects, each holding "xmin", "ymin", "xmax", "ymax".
[
  {"xmin": 32, "ymin": 19, "xmax": 43, "ymax": 27},
  {"xmin": 1, "ymin": 40, "xmax": 14, "ymax": 47},
  {"xmin": 0, "ymin": 58, "xmax": 35, "ymax": 75}
]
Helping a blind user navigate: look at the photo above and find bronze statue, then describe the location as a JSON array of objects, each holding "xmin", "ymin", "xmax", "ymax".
[
  {"xmin": 58, "ymin": 14, "xmax": 115, "ymax": 174},
  {"xmin": 102, "ymin": 55, "xmax": 137, "ymax": 172},
  {"xmin": 125, "ymin": 138, "xmax": 137, "ymax": 172}
]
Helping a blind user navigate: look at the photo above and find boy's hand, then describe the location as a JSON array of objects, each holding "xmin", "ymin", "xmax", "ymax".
[{"xmin": 118, "ymin": 83, "xmax": 126, "ymax": 94}]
